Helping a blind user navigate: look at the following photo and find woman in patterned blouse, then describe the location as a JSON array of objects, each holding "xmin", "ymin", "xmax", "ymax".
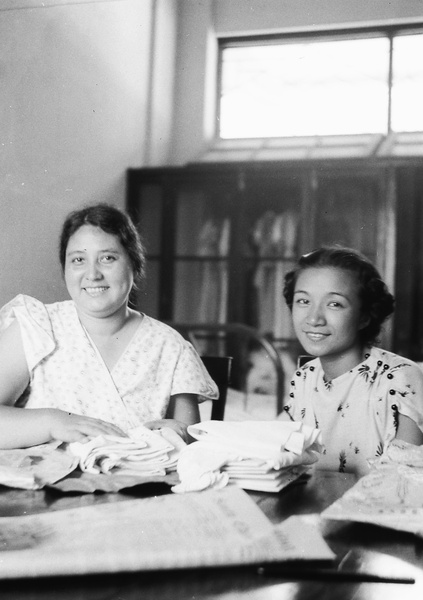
[
  {"xmin": 0, "ymin": 204, "xmax": 217, "ymax": 449},
  {"xmin": 282, "ymin": 246, "xmax": 423, "ymax": 476}
]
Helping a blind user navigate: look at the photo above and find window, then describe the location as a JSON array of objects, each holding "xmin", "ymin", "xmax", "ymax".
[
  {"xmin": 392, "ymin": 33, "xmax": 423, "ymax": 132},
  {"xmin": 218, "ymin": 28, "xmax": 423, "ymax": 140}
]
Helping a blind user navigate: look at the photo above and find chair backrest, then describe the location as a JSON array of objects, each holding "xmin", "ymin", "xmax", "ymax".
[
  {"xmin": 168, "ymin": 322, "xmax": 285, "ymax": 413},
  {"xmin": 297, "ymin": 354, "xmax": 315, "ymax": 368},
  {"xmin": 201, "ymin": 355, "xmax": 233, "ymax": 420}
]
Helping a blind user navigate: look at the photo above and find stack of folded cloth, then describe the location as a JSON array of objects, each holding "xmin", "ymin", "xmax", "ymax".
[
  {"xmin": 172, "ymin": 420, "xmax": 323, "ymax": 494},
  {"xmin": 68, "ymin": 425, "xmax": 186, "ymax": 477}
]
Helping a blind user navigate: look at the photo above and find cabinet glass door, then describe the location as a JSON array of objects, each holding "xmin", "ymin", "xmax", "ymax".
[
  {"xmin": 130, "ymin": 182, "xmax": 163, "ymax": 318},
  {"xmin": 239, "ymin": 172, "xmax": 302, "ymax": 348},
  {"xmin": 173, "ymin": 182, "xmax": 233, "ymax": 325}
]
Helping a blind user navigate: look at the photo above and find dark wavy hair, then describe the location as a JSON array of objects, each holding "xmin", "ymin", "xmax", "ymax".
[
  {"xmin": 283, "ymin": 246, "xmax": 395, "ymax": 346},
  {"xmin": 59, "ymin": 203, "xmax": 146, "ymax": 289}
]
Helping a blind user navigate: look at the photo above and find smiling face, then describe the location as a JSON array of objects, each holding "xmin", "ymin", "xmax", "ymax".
[
  {"xmin": 64, "ymin": 224, "xmax": 134, "ymax": 319},
  {"xmin": 292, "ymin": 266, "xmax": 366, "ymax": 378}
]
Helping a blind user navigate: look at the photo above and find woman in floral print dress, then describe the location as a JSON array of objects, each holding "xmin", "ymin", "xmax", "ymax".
[
  {"xmin": 281, "ymin": 246, "xmax": 423, "ymax": 477},
  {"xmin": 0, "ymin": 204, "xmax": 217, "ymax": 449}
]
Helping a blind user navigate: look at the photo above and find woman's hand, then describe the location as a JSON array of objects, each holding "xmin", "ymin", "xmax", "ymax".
[
  {"xmin": 47, "ymin": 409, "xmax": 126, "ymax": 443},
  {"xmin": 148, "ymin": 393, "xmax": 200, "ymax": 443},
  {"xmin": 144, "ymin": 419, "xmax": 190, "ymax": 444}
]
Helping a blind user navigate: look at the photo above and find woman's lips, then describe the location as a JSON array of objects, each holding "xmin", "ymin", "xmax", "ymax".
[
  {"xmin": 304, "ymin": 331, "xmax": 329, "ymax": 341},
  {"xmin": 83, "ymin": 286, "xmax": 109, "ymax": 296}
]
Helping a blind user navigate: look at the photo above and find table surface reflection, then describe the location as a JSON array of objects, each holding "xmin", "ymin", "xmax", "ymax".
[{"xmin": 0, "ymin": 470, "xmax": 422, "ymax": 600}]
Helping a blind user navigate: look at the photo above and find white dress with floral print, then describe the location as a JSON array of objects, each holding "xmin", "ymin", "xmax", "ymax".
[
  {"xmin": 0, "ymin": 295, "xmax": 218, "ymax": 433},
  {"xmin": 283, "ymin": 347, "xmax": 423, "ymax": 476}
]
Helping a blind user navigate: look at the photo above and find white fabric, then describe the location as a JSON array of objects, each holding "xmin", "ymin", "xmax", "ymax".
[
  {"xmin": 0, "ymin": 295, "xmax": 218, "ymax": 432},
  {"xmin": 68, "ymin": 425, "xmax": 185, "ymax": 476},
  {"xmin": 283, "ymin": 346, "xmax": 423, "ymax": 476},
  {"xmin": 188, "ymin": 420, "xmax": 322, "ymax": 463},
  {"xmin": 172, "ymin": 420, "xmax": 323, "ymax": 493}
]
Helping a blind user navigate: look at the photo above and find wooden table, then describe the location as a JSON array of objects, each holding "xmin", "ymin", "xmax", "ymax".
[{"xmin": 0, "ymin": 471, "xmax": 422, "ymax": 600}]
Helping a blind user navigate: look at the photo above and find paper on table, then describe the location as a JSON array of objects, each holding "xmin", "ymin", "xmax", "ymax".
[
  {"xmin": 0, "ymin": 486, "xmax": 334, "ymax": 579},
  {"xmin": 322, "ymin": 440, "xmax": 423, "ymax": 538},
  {"xmin": 0, "ymin": 442, "xmax": 78, "ymax": 490}
]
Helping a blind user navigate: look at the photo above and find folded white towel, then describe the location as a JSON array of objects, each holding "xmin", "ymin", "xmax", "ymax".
[
  {"xmin": 172, "ymin": 420, "xmax": 323, "ymax": 494},
  {"xmin": 68, "ymin": 425, "xmax": 186, "ymax": 476},
  {"xmin": 187, "ymin": 421, "xmax": 323, "ymax": 465}
]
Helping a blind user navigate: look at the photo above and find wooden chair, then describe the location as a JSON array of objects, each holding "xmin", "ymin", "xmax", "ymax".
[
  {"xmin": 201, "ymin": 355, "xmax": 233, "ymax": 420},
  {"xmin": 168, "ymin": 322, "xmax": 285, "ymax": 413}
]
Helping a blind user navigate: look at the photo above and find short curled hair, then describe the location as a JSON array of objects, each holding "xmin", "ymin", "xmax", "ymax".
[
  {"xmin": 59, "ymin": 203, "xmax": 146, "ymax": 288},
  {"xmin": 283, "ymin": 245, "xmax": 395, "ymax": 346}
]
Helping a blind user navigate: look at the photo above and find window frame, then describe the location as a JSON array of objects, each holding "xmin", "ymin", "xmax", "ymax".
[{"xmin": 216, "ymin": 22, "xmax": 423, "ymax": 144}]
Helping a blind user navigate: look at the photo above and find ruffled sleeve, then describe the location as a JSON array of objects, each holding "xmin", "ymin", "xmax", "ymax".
[
  {"xmin": 170, "ymin": 341, "xmax": 219, "ymax": 400},
  {"xmin": 0, "ymin": 295, "xmax": 55, "ymax": 372}
]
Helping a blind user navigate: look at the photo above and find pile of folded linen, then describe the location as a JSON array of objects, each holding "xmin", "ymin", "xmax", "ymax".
[
  {"xmin": 172, "ymin": 420, "xmax": 323, "ymax": 494},
  {"xmin": 68, "ymin": 425, "xmax": 186, "ymax": 477}
]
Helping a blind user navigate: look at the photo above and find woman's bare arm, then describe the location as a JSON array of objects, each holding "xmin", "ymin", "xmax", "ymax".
[
  {"xmin": 166, "ymin": 393, "xmax": 200, "ymax": 425},
  {"xmin": 144, "ymin": 393, "xmax": 200, "ymax": 443},
  {"xmin": 0, "ymin": 405, "xmax": 125, "ymax": 449},
  {"xmin": 0, "ymin": 321, "xmax": 124, "ymax": 449},
  {"xmin": 0, "ymin": 320, "xmax": 30, "ymax": 406},
  {"xmin": 396, "ymin": 412, "xmax": 423, "ymax": 445}
]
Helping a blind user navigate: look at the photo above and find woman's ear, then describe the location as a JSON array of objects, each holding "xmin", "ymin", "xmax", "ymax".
[{"xmin": 359, "ymin": 313, "xmax": 370, "ymax": 330}]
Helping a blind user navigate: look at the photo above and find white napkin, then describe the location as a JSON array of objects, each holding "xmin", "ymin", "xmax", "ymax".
[
  {"xmin": 172, "ymin": 420, "xmax": 323, "ymax": 493},
  {"xmin": 68, "ymin": 425, "xmax": 186, "ymax": 476}
]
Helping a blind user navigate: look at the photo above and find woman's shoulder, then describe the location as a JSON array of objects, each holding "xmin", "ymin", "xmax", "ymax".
[
  {"xmin": 1, "ymin": 294, "xmax": 71, "ymax": 313},
  {"xmin": 1, "ymin": 294, "xmax": 40, "ymax": 312},
  {"xmin": 0, "ymin": 295, "xmax": 75, "ymax": 332},
  {"xmin": 138, "ymin": 315, "xmax": 189, "ymax": 344},
  {"xmin": 368, "ymin": 346, "xmax": 420, "ymax": 369},
  {"xmin": 0, "ymin": 294, "xmax": 45, "ymax": 329},
  {"xmin": 291, "ymin": 356, "xmax": 321, "ymax": 384},
  {"xmin": 366, "ymin": 347, "xmax": 423, "ymax": 389}
]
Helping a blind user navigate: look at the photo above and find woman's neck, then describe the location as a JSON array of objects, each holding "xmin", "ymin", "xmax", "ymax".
[
  {"xmin": 76, "ymin": 306, "xmax": 142, "ymax": 372},
  {"xmin": 320, "ymin": 346, "xmax": 365, "ymax": 382},
  {"xmin": 77, "ymin": 305, "xmax": 137, "ymax": 339}
]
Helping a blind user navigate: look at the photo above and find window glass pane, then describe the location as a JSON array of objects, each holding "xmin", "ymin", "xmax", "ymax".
[
  {"xmin": 220, "ymin": 37, "xmax": 390, "ymax": 138},
  {"xmin": 391, "ymin": 33, "xmax": 423, "ymax": 132}
]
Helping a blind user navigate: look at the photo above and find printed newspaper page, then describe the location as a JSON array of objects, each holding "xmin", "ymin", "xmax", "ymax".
[
  {"xmin": 0, "ymin": 486, "xmax": 334, "ymax": 578},
  {"xmin": 322, "ymin": 442, "xmax": 423, "ymax": 537}
]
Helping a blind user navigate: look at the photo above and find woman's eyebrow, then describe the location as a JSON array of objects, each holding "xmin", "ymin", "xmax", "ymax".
[
  {"xmin": 293, "ymin": 290, "xmax": 350, "ymax": 299},
  {"xmin": 66, "ymin": 249, "xmax": 85, "ymax": 255},
  {"xmin": 67, "ymin": 247, "xmax": 120, "ymax": 255}
]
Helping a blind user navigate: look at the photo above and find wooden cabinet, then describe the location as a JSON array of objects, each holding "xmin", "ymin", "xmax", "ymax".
[{"xmin": 126, "ymin": 162, "xmax": 394, "ymax": 362}]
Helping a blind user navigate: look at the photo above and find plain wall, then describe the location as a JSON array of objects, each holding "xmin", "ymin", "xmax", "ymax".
[{"xmin": 0, "ymin": 0, "xmax": 177, "ymax": 307}]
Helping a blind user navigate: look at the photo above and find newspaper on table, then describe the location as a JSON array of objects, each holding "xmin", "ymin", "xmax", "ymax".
[
  {"xmin": 322, "ymin": 439, "xmax": 423, "ymax": 538},
  {"xmin": 0, "ymin": 486, "xmax": 334, "ymax": 579}
]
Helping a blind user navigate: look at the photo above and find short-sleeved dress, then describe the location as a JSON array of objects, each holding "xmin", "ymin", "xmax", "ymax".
[
  {"xmin": 283, "ymin": 347, "xmax": 423, "ymax": 476},
  {"xmin": 0, "ymin": 295, "xmax": 218, "ymax": 432}
]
